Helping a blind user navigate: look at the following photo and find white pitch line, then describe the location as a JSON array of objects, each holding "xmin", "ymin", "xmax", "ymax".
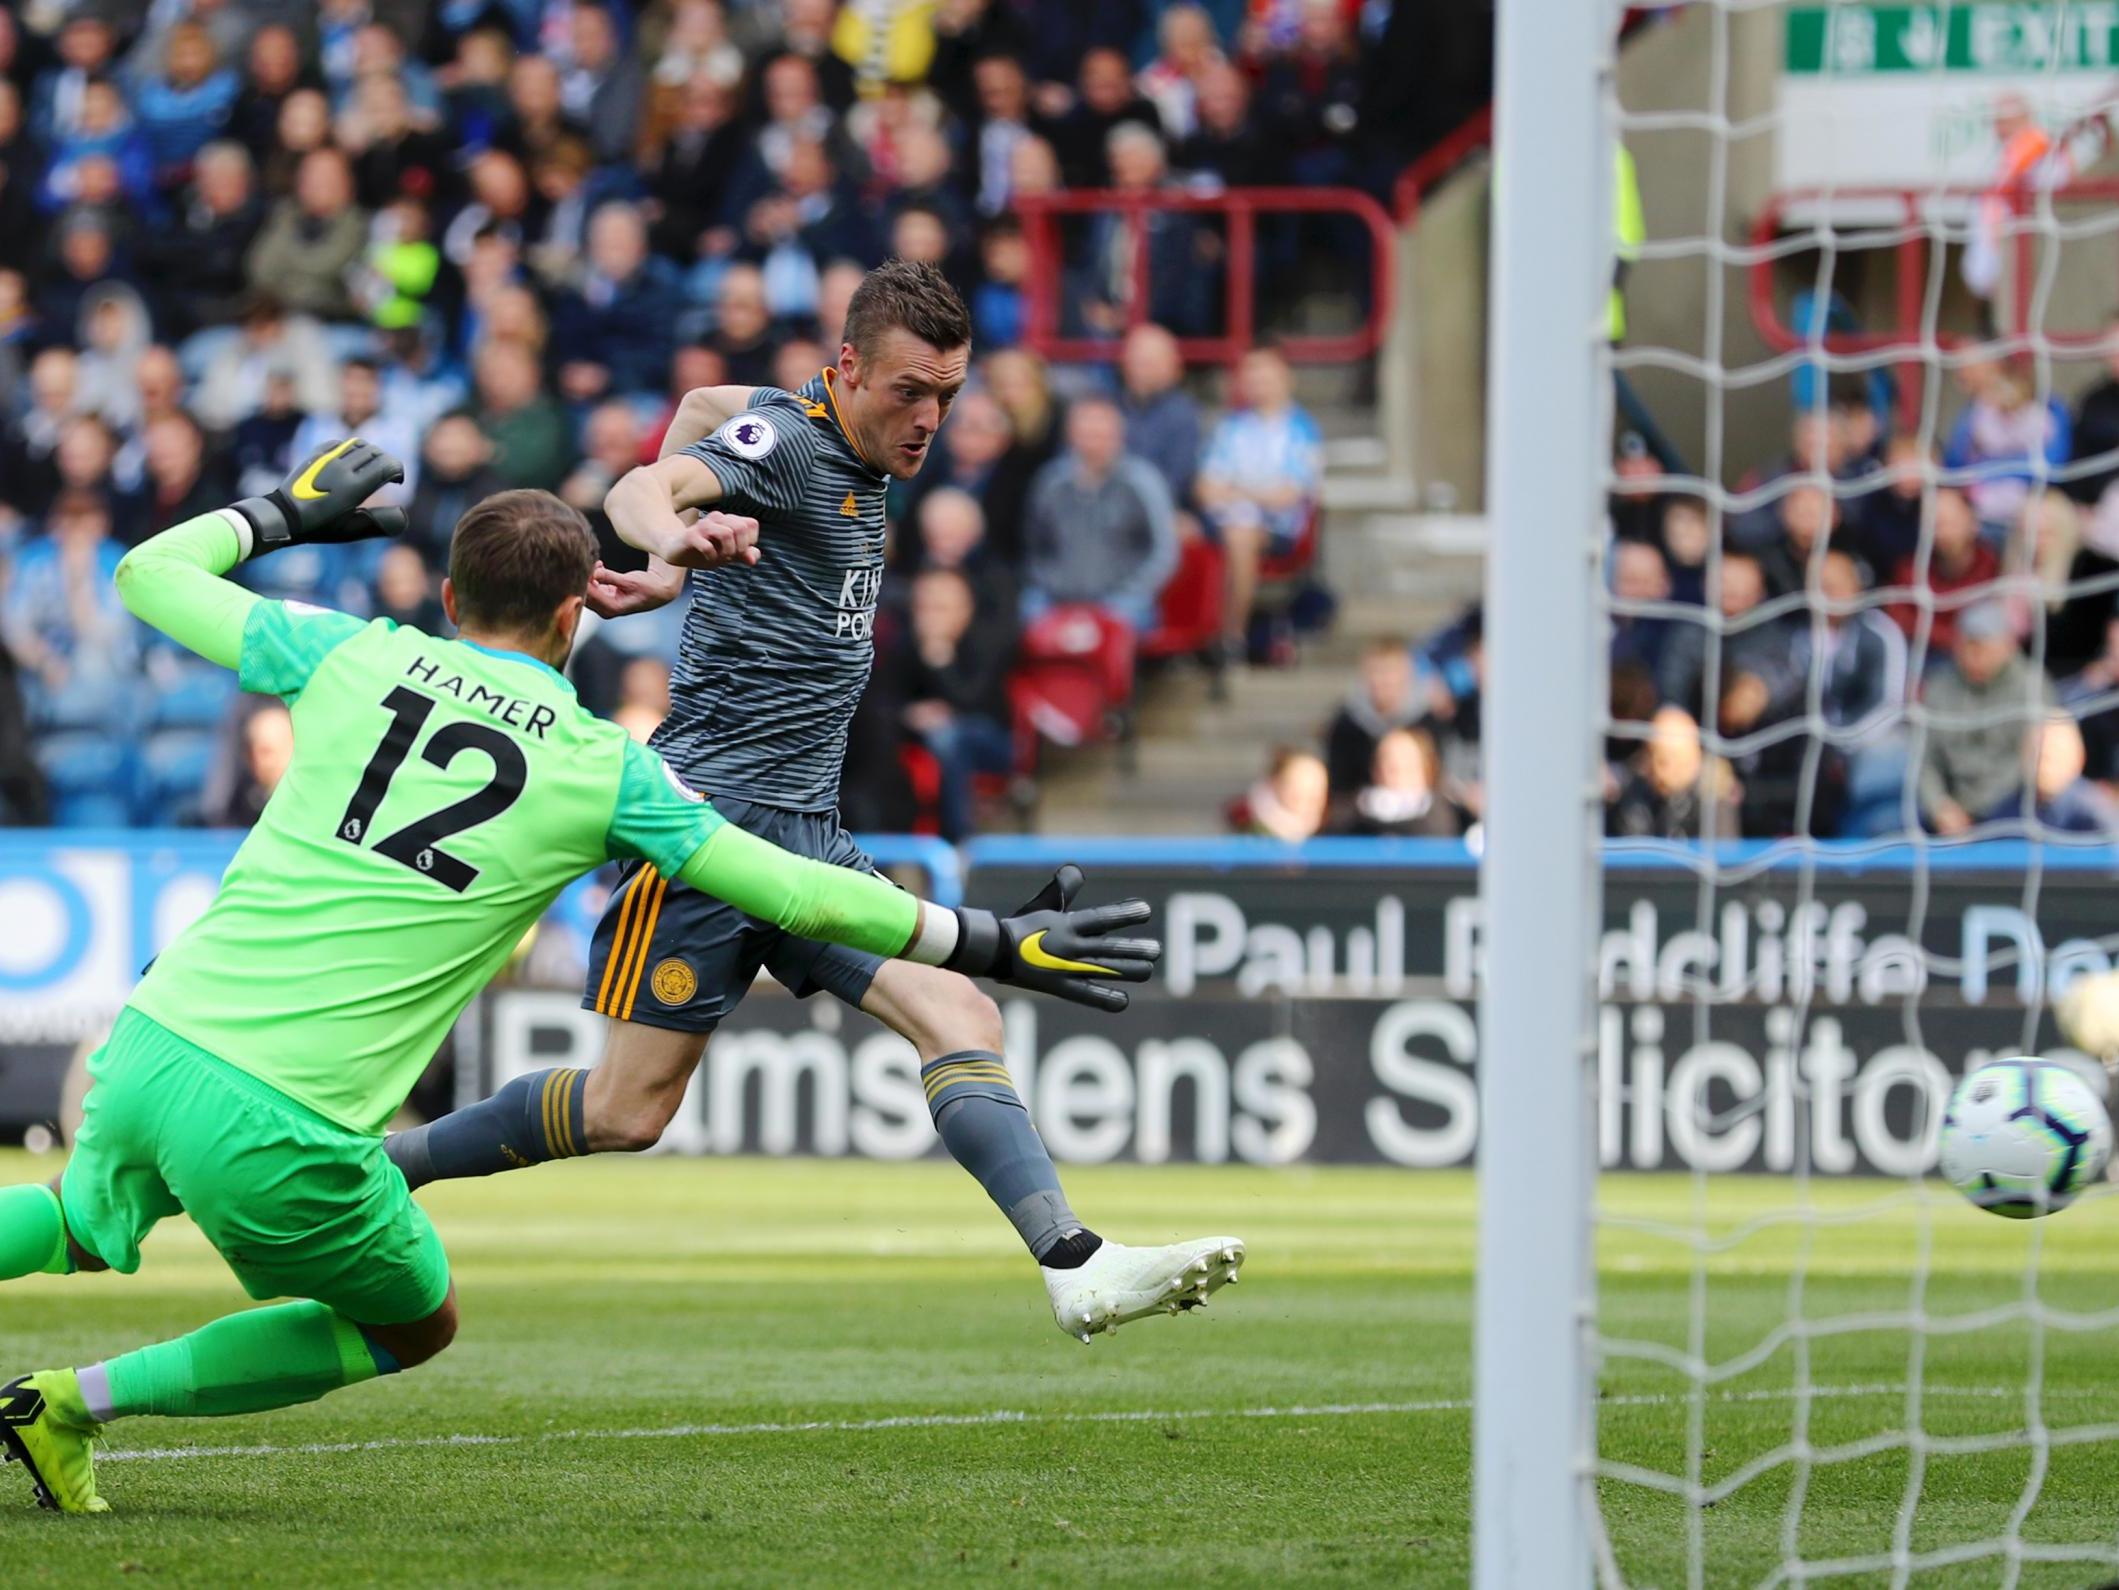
[{"xmin": 91, "ymin": 1383, "xmax": 2076, "ymax": 1468}]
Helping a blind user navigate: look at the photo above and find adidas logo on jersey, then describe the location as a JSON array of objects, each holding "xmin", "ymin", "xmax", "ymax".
[{"xmin": 840, "ymin": 492, "xmax": 859, "ymax": 517}]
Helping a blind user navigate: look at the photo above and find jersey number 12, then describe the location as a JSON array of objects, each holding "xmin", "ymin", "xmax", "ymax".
[{"xmin": 335, "ymin": 686, "xmax": 528, "ymax": 892}]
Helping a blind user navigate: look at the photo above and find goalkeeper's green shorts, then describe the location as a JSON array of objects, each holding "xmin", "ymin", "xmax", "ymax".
[{"xmin": 60, "ymin": 1007, "xmax": 450, "ymax": 1326}]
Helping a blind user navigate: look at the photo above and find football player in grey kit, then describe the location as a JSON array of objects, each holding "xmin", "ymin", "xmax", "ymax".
[{"xmin": 386, "ymin": 260, "xmax": 1244, "ymax": 1339}]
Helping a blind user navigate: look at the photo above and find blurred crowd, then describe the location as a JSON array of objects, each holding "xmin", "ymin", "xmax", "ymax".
[
  {"xmin": 1228, "ymin": 334, "xmax": 2119, "ymax": 848},
  {"xmin": 1583, "ymin": 340, "xmax": 2119, "ymax": 845},
  {"xmin": 0, "ymin": 0, "xmax": 1395, "ymax": 833}
]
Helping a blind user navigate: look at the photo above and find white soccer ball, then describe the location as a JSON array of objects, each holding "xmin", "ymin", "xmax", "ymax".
[{"xmin": 1939, "ymin": 1058, "xmax": 2113, "ymax": 1219}]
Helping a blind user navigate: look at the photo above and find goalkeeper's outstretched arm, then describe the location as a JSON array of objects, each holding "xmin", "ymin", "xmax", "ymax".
[
  {"xmin": 112, "ymin": 510, "xmax": 261, "ymax": 671},
  {"xmin": 672, "ymin": 825, "xmax": 1160, "ymax": 1013},
  {"xmin": 112, "ymin": 439, "xmax": 405, "ymax": 669}
]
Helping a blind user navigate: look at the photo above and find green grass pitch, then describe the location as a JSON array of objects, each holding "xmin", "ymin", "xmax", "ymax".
[{"xmin": 3, "ymin": 1151, "xmax": 2118, "ymax": 1587}]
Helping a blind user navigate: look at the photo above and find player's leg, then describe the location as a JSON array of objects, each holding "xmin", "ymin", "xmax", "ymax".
[
  {"xmin": 386, "ymin": 858, "xmax": 739, "ymax": 1187},
  {"xmin": 0, "ymin": 1158, "xmax": 135, "ymax": 1515},
  {"xmin": 1217, "ymin": 514, "xmax": 1268, "ymax": 656},
  {"xmin": 381, "ymin": 856, "xmax": 660, "ymax": 1186},
  {"xmin": 854, "ymin": 957, "xmax": 1245, "ymax": 1340},
  {"xmin": 0, "ymin": 1177, "xmax": 83, "ymax": 1282},
  {"xmin": 748, "ymin": 813, "xmax": 1102, "ymax": 1264},
  {"xmin": 4, "ymin": 1284, "xmax": 454, "ymax": 1515},
  {"xmin": 383, "ymin": 1061, "xmax": 595, "ymax": 1189},
  {"xmin": 2, "ymin": 1015, "xmax": 457, "ymax": 1511},
  {"xmin": 389, "ymin": 1022, "xmax": 709, "ymax": 1189},
  {"xmin": 580, "ymin": 1021, "xmax": 711, "ymax": 1149},
  {"xmin": 0, "ymin": 1019, "xmax": 144, "ymax": 1284},
  {"xmin": 855, "ymin": 958, "xmax": 1101, "ymax": 1266}
]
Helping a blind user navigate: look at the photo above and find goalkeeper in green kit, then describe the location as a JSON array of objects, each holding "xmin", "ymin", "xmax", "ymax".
[{"xmin": 0, "ymin": 441, "xmax": 1159, "ymax": 1515}]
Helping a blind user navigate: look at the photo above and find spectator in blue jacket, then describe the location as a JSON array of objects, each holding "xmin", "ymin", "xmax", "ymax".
[
  {"xmin": 1945, "ymin": 355, "xmax": 2071, "ymax": 537},
  {"xmin": 550, "ymin": 201, "xmax": 684, "ymax": 401},
  {"xmin": 4, "ymin": 489, "xmax": 138, "ymax": 730},
  {"xmin": 131, "ymin": 21, "xmax": 240, "ymax": 179},
  {"xmin": 971, "ymin": 216, "xmax": 1028, "ymax": 348},
  {"xmin": 30, "ymin": 11, "xmax": 122, "ymax": 148},
  {"xmin": 39, "ymin": 79, "xmax": 155, "ymax": 214},
  {"xmin": 1197, "ymin": 346, "xmax": 1322, "ymax": 659}
]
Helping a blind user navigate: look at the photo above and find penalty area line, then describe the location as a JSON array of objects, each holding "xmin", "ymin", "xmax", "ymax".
[{"xmin": 98, "ymin": 1383, "xmax": 2049, "ymax": 1467}]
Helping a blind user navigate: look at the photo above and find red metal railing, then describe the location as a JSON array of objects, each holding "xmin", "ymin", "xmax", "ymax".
[
  {"xmin": 1392, "ymin": 104, "xmax": 1493, "ymax": 225},
  {"xmin": 1014, "ymin": 186, "xmax": 1396, "ymax": 366},
  {"xmin": 1749, "ymin": 182, "xmax": 2119, "ymax": 427}
]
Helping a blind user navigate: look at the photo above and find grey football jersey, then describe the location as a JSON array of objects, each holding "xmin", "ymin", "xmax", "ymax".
[{"xmin": 650, "ymin": 370, "xmax": 890, "ymax": 812}]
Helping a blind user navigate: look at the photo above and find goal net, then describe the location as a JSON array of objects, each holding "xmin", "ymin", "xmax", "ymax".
[{"xmin": 1484, "ymin": 1, "xmax": 2119, "ymax": 1585}]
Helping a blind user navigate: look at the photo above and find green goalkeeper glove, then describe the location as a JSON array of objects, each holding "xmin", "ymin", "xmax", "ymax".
[
  {"xmin": 229, "ymin": 438, "xmax": 407, "ymax": 557},
  {"xmin": 945, "ymin": 865, "xmax": 1161, "ymax": 1012}
]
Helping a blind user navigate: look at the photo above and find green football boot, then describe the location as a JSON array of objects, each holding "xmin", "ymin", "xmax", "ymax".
[{"xmin": 0, "ymin": 1371, "xmax": 108, "ymax": 1514}]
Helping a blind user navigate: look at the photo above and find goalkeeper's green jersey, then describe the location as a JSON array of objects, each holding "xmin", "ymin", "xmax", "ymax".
[{"xmin": 119, "ymin": 511, "xmax": 925, "ymax": 1135}]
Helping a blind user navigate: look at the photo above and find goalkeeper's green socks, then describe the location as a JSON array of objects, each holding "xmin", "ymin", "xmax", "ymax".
[
  {"xmin": 0, "ymin": 1183, "xmax": 73, "ymax": 1281},
  {"xmin": 74, "ymin": 1301, "xmax": 398, "ymax": 1422}
]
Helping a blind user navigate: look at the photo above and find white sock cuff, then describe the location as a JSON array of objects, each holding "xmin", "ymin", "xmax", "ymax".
[
  {"xmin": 905, "ymin": 904, "xmax": 962, "ymax": 967},
  {"xmin": 76, "ymin": 1363, "xmax": 115, "ymax": 1423},
  {"xmin": 215, "ymin": 506, "xmax": 256, "ymax": 559}
]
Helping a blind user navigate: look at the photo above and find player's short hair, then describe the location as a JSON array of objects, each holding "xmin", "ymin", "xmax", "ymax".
[
  {"xmin": 842, "ymin": 257, "xmax": 971, "ymax": 361},
  {"xmin": 447, "ymin": 488, "xmax": 597, "ymax": 635}
]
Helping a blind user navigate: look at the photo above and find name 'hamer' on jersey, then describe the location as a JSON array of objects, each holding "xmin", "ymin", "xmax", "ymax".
[{"xmin": 655, "ymin": 368, "xmax": 890, "ymax": 813}]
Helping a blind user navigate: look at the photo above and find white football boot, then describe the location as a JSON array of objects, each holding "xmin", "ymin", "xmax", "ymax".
[{"xmin": 1044, "ymin": 1236, "xmax": 1245, "ymax": 1342}]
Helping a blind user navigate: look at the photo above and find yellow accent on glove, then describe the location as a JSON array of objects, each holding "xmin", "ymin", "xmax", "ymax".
[
  {"xmin": 289, "ymin": 438, "xmax": 360, "ymax": 501},
  {"xmin": 1018, "ymin": 930, "xmax": 1117, "ymax": 977}
]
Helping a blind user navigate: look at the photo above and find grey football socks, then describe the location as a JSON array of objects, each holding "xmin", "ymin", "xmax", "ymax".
[
  {"xmin": 384, "ymin": 1068, "xmax": 589, "ymax": 1191},
  {"xmin": 919, "ymin": 1050, "xmax": 1100, "ymax": 1266}
]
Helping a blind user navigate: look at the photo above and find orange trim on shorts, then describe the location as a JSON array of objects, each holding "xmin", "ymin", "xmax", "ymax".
[
  {"xmin": 617, "ymin": 871, "xmax": 670, "ymax": 1023},
  {"xmin": 594, "ymin": 870, "xmax": 650, "ymax": 1014}
]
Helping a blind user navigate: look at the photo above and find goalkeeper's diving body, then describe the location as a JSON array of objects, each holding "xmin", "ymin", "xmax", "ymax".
[
  {"xmin": 384, "ymin": 258, "xmax": 1246, "ymax": 1340},
  {"xmin": 0, "ymin": 440, "xmax": 1162, "ymax": 1515}
]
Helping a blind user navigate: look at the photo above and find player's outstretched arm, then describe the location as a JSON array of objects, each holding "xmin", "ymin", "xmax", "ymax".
[
  {"xmin": 677, "ymin": 830, "xmax": 1159, "ymax": 1011},
  {"xmin": 605, "ymin": 456, "xmax": 761, "ymax": 572},
  {"xmin": 114, "ymin": 439, "xmax": 405, "ymax": 669}
]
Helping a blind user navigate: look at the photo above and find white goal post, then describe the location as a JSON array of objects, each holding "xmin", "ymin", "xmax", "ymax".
[
  {"xmin": 1475, "ymin": 1, "xmax": 2119, "ymax": 1585},
  {"xmin": 1473, "ymin": 1, "xmax": 1615, "ymax": 1586}
]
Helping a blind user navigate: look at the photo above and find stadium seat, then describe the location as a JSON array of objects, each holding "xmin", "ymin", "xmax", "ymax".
[
  {"xmin": 897, "ymin": 742, "xmax": 944, "ymax": 835},
  {"xmin": 146, "ymin": 665, "xmax": 238, "ymax": 732},
  {"xmin": 1250, "ymin": 507, "xmax": 1330, "ymax": 665},
  {"xmin": 1141, "ymin": 536, "xmax": 1227, "ymax": 665},
  {"xmin": 1011, "ymin": 605, "xmax": 1137, "ymax": 749},
  {"xmin": 1258, "ymin": 505, "xmax": 1321, "ymax": 588},
  {"xmin": 25, "ymin": 677, "xmax": 134, "ymax": 736},
  {"xmin": 35, "ymin": 733, "xmax": 136, "ymax": 828},
  {"xmin": 50, "ymin": 791, "xmax": 136, "ymax": 829},
  {"xmin": 137, "ymin": 729, "xmax": 221, "ymax": 826},
  {"xmin": 897, "ymin": 742, "xmax": 1033, "ymax": 836}
]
